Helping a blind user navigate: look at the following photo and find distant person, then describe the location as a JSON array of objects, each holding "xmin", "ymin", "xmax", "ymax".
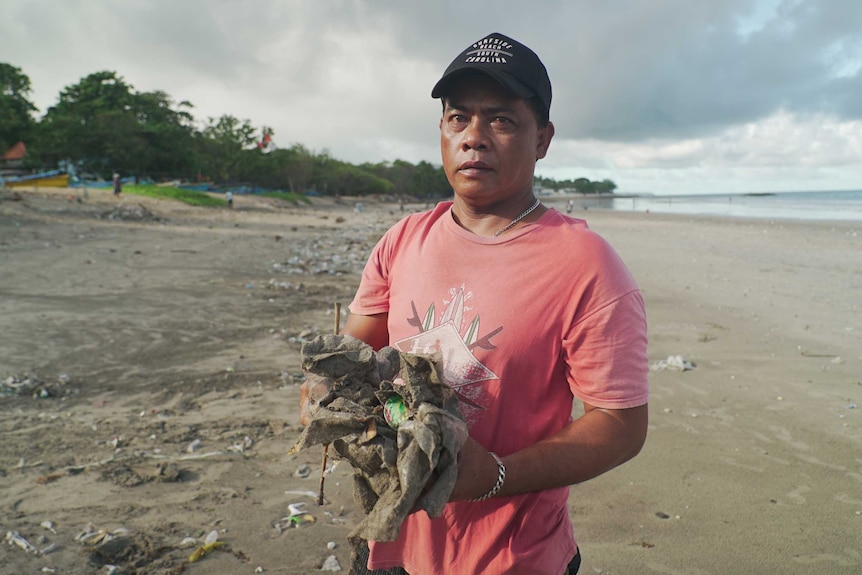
[
  {"xmin": 339, "ymin": 32, "xmax": 648, "ymax": 575},
  {"xmin": 566, "ymin": 198, "xmax": 574, "ymax": 214},
  {"xmin": 112, "ymin": 172, "xmax": 122, "ymax": 196},
  {"xmin": 226, "ymin": 191, "xmax": 234, "ymax": 208}
]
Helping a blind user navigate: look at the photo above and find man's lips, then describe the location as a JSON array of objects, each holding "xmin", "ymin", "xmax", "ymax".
[{"xmin": 458, "ymin": 160, "xmax": 493, "ymax": 175}]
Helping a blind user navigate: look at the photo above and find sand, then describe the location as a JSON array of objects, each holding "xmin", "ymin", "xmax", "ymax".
[{"xmin": 1, "ymin": 187, "xmax": 860, "ymax": 575}]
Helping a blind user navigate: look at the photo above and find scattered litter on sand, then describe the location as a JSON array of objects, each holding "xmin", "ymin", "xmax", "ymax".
[
  {"xmin": 102, "ymin": 204, "xmax": 160, "ymax": 222},
  {"xmin": 274, "ymin": 501, "xmax": 317, "ymax": 534},
  {"xmin": 1, "ymin": 372, "xmax": 76, "ymax": 399},
  {"xmin": 651, "ymin": 355, "xmax": 696, "ymax": 371}
]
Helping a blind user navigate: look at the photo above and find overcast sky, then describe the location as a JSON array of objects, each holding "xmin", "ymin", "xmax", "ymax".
[{"xmin": 2, "ymin": 0, "xmax": 861, "ymax": 194}]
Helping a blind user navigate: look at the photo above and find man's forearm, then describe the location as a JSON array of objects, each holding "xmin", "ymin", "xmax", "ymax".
[{"xmin": 451, "ymin": 403, "xmax": 648, "ymax": 501}]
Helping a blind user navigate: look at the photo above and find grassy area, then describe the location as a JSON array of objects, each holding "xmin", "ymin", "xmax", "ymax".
[
  {"xmin": 123, "ymin": 184, "xmax": 226, "ymax": 207},
  {"xmin": 121, "ymin": 185, "xmax": 314, "ymax": 207},
  {"xmin": 258, "ymin": 191, "xmax": 313, "ymax": 205}
]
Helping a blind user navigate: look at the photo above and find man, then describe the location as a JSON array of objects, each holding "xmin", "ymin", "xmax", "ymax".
[
  {"xmin": 112, "ymin": 171, "xmax": 122, "ymax": 196},
  {"xmin": 342, "ymin": 32, "xmax": 648, "ymax": 575}
]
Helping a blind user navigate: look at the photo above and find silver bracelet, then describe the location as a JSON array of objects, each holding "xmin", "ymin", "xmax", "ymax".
[{"xmin": 469, "ymin": 451, "xmax": 506, "ymax": 502}]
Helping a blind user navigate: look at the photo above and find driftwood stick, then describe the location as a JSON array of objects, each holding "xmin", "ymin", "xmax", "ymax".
[
  {"xmin": 317, "ymin": 445, "xmax": 329, "ymax": 506},
  {"xmin": 333, "ymin": 302, "xmax": 342, "ymax": 337},
  {"xmin": 318, "ymin": 302, "xmax": 342, "ymax": 506}
]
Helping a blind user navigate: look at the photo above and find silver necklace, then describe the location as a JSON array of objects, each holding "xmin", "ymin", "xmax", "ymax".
[{"xmin": 494, "ymin": 197, "xmax": 541, "ymax": 237}]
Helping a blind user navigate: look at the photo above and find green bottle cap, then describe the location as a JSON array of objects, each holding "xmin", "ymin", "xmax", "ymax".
[{"xmin": 383, "ymin": 395, "xmax": 409, "ymax": 428}]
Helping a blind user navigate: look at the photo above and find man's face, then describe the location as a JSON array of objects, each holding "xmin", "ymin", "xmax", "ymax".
[{"xmin": 439, "ymin": 74, "xmax": 553, "ymax": 207}]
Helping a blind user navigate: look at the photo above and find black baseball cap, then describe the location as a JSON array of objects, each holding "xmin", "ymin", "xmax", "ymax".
[{"xmin": 431, "ymin": 32, "xmax": 552, "ymax": 121}]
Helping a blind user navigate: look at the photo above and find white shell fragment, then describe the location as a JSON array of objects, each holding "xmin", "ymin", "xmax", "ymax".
[{"xmin": 40, "ymin": 520, "xmax": 57, "ymax": 534}]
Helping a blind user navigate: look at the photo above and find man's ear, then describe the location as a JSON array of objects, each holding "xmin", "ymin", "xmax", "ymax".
[{"xmin": 536, "ymin": 121, "xmax": 555, "ymax": 160}]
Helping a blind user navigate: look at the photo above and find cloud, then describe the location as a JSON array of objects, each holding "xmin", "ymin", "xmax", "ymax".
[
  {"xmin": 548, "ymin": 111, "xmax": 862, "ymax": 169},
  {"xmin": 538, "ymin": 110, "xmax": 862, "ymax": 192},
  {"xmin": 1, "ymin": 0, "xmax": 861, "ymax": 193}
]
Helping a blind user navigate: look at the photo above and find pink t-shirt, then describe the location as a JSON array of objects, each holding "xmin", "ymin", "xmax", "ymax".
[{"xmin": 350, "ymin": 202, "xmax": 648, "ymax": 575}]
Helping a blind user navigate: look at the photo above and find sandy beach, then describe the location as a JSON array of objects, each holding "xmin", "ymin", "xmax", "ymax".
[{"xmin": 1, "ymin": 187, "xmax": 860, "ymax": 575}]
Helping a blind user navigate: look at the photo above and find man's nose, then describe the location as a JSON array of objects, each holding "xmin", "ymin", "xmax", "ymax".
[{"xmin": 461, "ymin": 118, "xmax": 489, "ymax": 151}]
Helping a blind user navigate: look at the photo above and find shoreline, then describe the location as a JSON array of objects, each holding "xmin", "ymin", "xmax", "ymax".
[
  {"xmin": 543, "ymin": 190, "xmax": 862, "ymax": 224},
  {"xmin": 1, "ymin": 188, "xmax": 860, "ymax": 574}
]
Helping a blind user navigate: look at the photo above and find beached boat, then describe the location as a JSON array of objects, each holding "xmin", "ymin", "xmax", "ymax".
[{"xmin": 3, "ymin": 170, "xmax": 70, "ymax": 188}]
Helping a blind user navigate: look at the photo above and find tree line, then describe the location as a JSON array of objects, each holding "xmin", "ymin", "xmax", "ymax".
[{"xmin": 1, "ymin": 63, "xmax": 616, "ymax": 198}]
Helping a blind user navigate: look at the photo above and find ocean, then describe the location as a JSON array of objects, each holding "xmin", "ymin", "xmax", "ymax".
[{"xmin": 553, "ymin": 190, "xmax": 862, "ymax": 222}]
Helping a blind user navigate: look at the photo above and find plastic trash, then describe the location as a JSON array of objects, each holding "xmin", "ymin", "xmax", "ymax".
[
  {"xmin": 6, "ymin": 530, "xmax": 39, "ymax": 554},
  {"xmin": 651, "ymin": 355, "xmax": 695, "ymax": 371},
  {"xmin": 383, "ymin": 395, "xmax": 409, "ymax": 428},
  {"xmin": 321, "ymin": 554, "xmax": 342, "ymax": 571},
  {"xmin": 188, "ymin": 530, "xmax": 225, "ymax": 563}
]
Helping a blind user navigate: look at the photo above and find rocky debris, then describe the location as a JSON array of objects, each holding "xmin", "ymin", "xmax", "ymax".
[
  {"xmin": 102, "ymin": 204, "xmax": 160, "ymax": 222},
  {"xmin": 320, "ymin": 553, "xmax": 342, "ymax": 571},
  {"xmin": 1, "ymin": 372, "xmax": 76, "ymax": 399},
  {"xmin": 269, "ymin": 233, "xmax": 382, "ymax": 276}
]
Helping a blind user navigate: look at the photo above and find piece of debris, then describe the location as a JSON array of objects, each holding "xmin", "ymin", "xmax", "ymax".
[
  {"xmin": 6, "ymin": 530, "xmax": 40, "ymax": 554},
  {"xmin": 291, "ymin": 335, "xmax": 468, "ymax": 545},
  {"xmin": 102, "ymin": 204, "xmax": 159, "ymax": 222},
  {"xmin": 1, "ymin": 372, "xmax": 75, "ymax": 399},
  {"xmin": 320, "ymin": 554, "xmax": 342, "ymax": 571},
  {"xmin": 188, "ymin": 530, "xmax": 226, "ymax": 563},
  {"xmin": 651, "ymin": 355, "xmax": 695, "ymax": 371}
]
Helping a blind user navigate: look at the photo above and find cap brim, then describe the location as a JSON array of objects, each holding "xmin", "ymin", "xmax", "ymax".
[{"xmin": 431, "ymin": 67, "xmax": 535, "ymax": 100}]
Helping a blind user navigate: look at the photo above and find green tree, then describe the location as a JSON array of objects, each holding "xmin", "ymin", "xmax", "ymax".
[
  {"xmin": 595, "ymin": 179, "xmax": 617, "ymax": 194},
  {"xmin": 262, "ymin": 143, "xmax": 315, "ymax": 193},
  {"xmin": 573, "ymin": 177, "xmax": 592, "ymax": 194},
  {"xmin": 0, "ymin": 63, "xmax": 38, "ymax": 151},
  {"xmin": 38, "ymin": 72, "xmax": 202, "ymax": 179},
  {"xmin": 313, "ymin": 154, "xmax": 393, "ymax": 196},
  {"xmin": 196, "ymin": 115, "xmax": 258, "ymax": 182},
  {"xmin": 131, "ymin": 90, "xmax": 198, "ymax": 179},
  {"xmin": 383, "ymin": 159, "xmax": 414, "ymax": 196},
  {"xmin": 360, "ymin": 159, "xmax": 451, "ymax": 198},
  {"xmin": 40, "ymin": 71, "xmax": 138, "ymax": 174},
  {"xmin": 411, "ymin": 160, "xmax": 451, "ymax": 198}
]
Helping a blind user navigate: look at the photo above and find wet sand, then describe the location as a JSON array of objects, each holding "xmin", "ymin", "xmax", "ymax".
[{"xmin": 1, "ymin": 187, "xmax": 860, "ymax": 574}]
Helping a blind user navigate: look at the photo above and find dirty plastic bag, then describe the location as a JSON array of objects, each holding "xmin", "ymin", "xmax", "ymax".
[{"xmin": 290, "ymin": 335, "xmax": 467, "ymax": 543}]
